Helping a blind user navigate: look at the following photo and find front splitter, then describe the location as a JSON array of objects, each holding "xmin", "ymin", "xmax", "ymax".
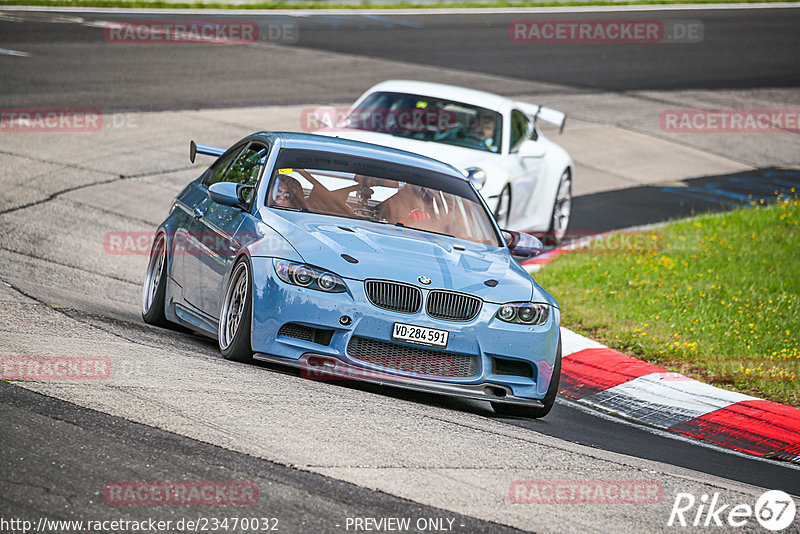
[{"xmin": 253, "ymin": 352, "xmax": 545, "ymax": 408}]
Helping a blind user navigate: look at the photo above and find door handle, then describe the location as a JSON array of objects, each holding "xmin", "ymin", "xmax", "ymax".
[{"xmin": 193, "ymin": 208, "xmax": 205, "ymax": 220}]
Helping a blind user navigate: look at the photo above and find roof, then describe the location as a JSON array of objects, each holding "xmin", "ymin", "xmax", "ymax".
[{"xmin": 265, "ymin": 131, "xmax": 466, "ymax": 181}]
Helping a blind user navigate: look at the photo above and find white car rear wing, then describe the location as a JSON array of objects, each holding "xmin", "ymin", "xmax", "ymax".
[{"xmin": 515, "ymin": 102, "xmax": 567, "ymax": 134}]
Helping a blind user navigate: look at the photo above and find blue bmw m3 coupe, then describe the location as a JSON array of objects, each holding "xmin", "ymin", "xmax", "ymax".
[{"xmin": 142, "ymin": 132, "xmax": 561, "ymax": 417}]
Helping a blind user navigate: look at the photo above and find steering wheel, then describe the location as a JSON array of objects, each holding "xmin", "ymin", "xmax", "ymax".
[{"xmin": 463, "ymin": 132, "xmax": 489, "ymax": 147}]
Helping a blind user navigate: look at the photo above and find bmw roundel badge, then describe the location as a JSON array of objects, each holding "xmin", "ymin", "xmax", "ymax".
[{"xmin": 418, "ymin": 276, "xmax": 432, "ymax": 285}]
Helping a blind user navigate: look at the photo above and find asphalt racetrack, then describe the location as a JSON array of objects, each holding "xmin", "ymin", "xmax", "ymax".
[
  {"xmin": 1, "ymin": 7, "xmax": 800, "ymax": 109},
  {"xmin": 1, "ymin": 5, "xmax": 799, "ymax": 533}
]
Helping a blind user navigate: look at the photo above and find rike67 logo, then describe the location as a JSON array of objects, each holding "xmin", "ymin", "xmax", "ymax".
[{"xmin": 668, "ymin": 490, "xmax": 796, "ymax": 531}]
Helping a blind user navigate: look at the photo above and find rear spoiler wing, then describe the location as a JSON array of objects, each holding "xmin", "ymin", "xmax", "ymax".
[
  {"xmin": 189, "ymin": 140, "xmax": 224, "ymax": 163},
  {"xmin": 514, "ymin": 102, "xmax": 567, "ymax": 134}
]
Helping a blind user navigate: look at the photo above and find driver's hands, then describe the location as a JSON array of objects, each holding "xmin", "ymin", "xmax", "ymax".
[{"xmin": 398, "ymin": 209, "xmax": 431, "ymax": 225}]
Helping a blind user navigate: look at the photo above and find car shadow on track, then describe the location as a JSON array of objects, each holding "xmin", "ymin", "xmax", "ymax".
[{"xmin": 251, "ymin": 357, "xmax": 501, "ymax": 418}]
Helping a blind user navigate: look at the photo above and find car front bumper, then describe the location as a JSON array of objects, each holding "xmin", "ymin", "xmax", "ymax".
[{"xmin": 250, "ymin": 257, "xmax": 561, "ymax": 401}]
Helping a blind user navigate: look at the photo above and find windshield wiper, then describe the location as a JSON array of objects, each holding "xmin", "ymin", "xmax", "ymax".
[
  {"xmin": 395, "ymin": 222, "xmax": 454, "ymax": 238},
  {"xmin": 269, "ymin": 205, "xmax": 307, "ymax": 212}
]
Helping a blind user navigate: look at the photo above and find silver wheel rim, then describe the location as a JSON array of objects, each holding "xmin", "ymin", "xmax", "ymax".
[
  {"xmin": 495, "ymin": 186, "xmax": 511, "ymax": 227},
  {"xmin": 142, "ymin": 234, "xmax": 165, "ymax": 314},
  {"xmin": 552, "ymin": 173, "xmax": 572, "ymax": 242},
  {"xmin": 219, "ymin": 262, "xmax": 249, "ymax": 350}
]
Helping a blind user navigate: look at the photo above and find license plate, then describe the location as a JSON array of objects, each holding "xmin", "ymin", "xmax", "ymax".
[{"xmin": 392, "ymin": 323, "xmax": 449, "ymax": 348}]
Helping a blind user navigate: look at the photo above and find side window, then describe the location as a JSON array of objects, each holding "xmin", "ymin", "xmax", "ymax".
[
  {"xmin": 509, "ymin": 110, "xmax": 530, "ymax": 153},
  {"xmin": 204, "ymin": 146, "xmax": 245, "ymax": 188},
  {"xmin": 205, "ymin": 142, "xmax": 269, "ymax": 204},
  {"xmin": 225, "ymin": 143, "xmax": 268, "ymax": 202}
]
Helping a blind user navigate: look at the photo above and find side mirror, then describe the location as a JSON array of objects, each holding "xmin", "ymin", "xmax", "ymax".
[
  {"xmin": 503, "ymin": 230, "xmax": 543, "ymax": 258},
  {"xmin": 208, "ymin": 182, "xmax": 251, "ymax": 207}
]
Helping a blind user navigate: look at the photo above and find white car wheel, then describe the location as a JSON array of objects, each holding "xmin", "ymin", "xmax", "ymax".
[{"xmin": 550, "ymin": 171, "xmax": 572, "ymax": 245}]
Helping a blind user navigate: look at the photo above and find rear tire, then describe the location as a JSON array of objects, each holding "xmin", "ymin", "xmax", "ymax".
[
  {"xmin": 142, "ymin": 233, "xmax": 169, "ymax": 327},
  {"xmin": 544, "ymin": 170, "xmax": 571, "ymax": 247},
  {"xmin": 218, "ymin": 258, "xmax": 254, "ymax": 362},
  {"xmin": 492, "ymin": 337, "xmax": 561, "ymax": 419}
]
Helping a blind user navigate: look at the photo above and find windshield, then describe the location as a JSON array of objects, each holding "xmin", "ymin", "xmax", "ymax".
[
  {"xmin": 267, "ymin": 149, "xmax": 501, "ymax": 246},
  {"xmin": 343, "ymin": 91, "xmax": 503, "ymax": 154}
]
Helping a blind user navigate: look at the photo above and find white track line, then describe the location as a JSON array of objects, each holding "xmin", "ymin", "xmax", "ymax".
[
  {"xmin": 560, "ymin": 325, "xmax": 606, "ymax": 354},
  {"xmin": 583, "ymin": 372, "xmax": 760, "ymax": 427},
  {"xmin": 0, "ymin": 47, "xmax": 30, "ymax": 57}
]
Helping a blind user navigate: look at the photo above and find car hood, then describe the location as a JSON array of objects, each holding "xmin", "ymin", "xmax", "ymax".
[
  {"xmin": 316, "ymin": 128, "xmax": 496, "ymax": 172},
  {"xmin": 261, "ymin": 209, "xmax": 535, "ymax": 303}
]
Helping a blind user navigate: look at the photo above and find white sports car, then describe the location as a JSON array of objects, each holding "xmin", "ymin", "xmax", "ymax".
[{"xmin": 313, "ymin": 80, "xmax": 573, "ymax": 244}]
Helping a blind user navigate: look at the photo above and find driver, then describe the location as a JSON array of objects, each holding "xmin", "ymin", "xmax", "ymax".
[
  {"xmin": 383, "ymin": 183, "xmax": 432, "ymax": 226},
  {"xmin": 469, "ymin": 112, "xmax": 497, "ymax": 151},
  {"xmin": 272, "ymin": 176, "xmax": 307, "ymax": 211}
]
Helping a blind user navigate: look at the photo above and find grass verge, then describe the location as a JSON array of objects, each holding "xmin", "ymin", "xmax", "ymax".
[
  {"xmin": 0, "ymin": 0, "xmax": 797, "ymax": 9},
  {"xmin": 535, "ymin": 197, "xmax": 799, "ymax": 407}
]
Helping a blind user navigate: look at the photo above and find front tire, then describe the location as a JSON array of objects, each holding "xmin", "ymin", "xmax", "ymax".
[
  {"xmin": 142, "ymin": 232, "xmax": 169, "ymax": 327},
  {"xmin": 492, "ymin": 337, "xmax": 561, "ymax": 419},
  {"xmin": 218, "ymin": 258, "xmax": 254, "ymax": 362}
]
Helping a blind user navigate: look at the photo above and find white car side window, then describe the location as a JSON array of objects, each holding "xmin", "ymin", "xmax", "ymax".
[{"xmin": 509, "ymin": 110, "xmax": 530, "ymax": 153}]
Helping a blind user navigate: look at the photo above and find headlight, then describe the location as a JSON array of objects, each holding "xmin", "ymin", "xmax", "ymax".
[
  {"xmin": 462, "ymin": 167, "xmax": 487, "ymax": 190},
  {"xmin": 317, "ymin": 273, "xmax": 337, "ymax": 290},
  {"xmin": 496, "ymin": 302, "xmax": 549, "ymax": 325},
  {"xmin": 273, "ymin": 259, "xmax": 346, "ymax": 293}
]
